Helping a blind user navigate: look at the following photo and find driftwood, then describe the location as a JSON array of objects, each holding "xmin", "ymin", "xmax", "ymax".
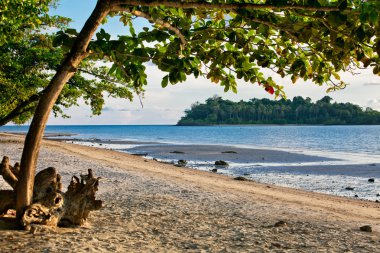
[{"xmin": 0, "ymin": 156, "xmax": 102, "ymax": 227}]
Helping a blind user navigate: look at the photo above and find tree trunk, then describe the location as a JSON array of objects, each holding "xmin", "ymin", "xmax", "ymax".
[{"xmin": 15, "ymin": 0, "xmax": 111, "ymax": 218}]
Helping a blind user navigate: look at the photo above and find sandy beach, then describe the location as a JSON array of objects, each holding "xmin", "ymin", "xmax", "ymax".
[{"xmin": 0, "ymin": 133, "xmax": 379, "ymax": 252}]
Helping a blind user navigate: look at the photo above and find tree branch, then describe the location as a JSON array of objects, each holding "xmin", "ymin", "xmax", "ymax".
[
  {"xmin": 77, "ymin": 68, "xmax": 126, "ymax": 86},
  {"xmin": 0, "ymin": 93, "xmax": 41, "ymax": 126},
  {"xmin": 1, "ymin": 156, "xmax": 19, "ymax": 190},
  {"xmin": 117, "ymin": 8, "xmax": 187, "ymax": 47},
  {"xmin": 111, "ymin": 1, "xmax": 341, "ymax": 12}
]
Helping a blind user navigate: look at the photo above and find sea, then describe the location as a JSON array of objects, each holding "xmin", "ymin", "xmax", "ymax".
[{"xmin": 1, "ymin": 125, "xmax": 380, "ymax": 201}]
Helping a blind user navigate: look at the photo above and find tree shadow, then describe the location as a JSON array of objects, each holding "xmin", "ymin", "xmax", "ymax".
[{"xmin": 0, "ymin": 215, "xmax": 22, "ymax": 230}]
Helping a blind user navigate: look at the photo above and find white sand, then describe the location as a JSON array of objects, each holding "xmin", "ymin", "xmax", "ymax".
[{"xmin": 0, "ymin": 133, "xmax": 379, "ymax": 252}]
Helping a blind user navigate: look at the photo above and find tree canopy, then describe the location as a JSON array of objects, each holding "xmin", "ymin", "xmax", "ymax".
[
  {"xmin": 0, "ymin": 0, "xmax": 66, "ymax": 45},
  {"xmin": 177, "ymin": 95, "xmax": 380, "ymax": 125},
  {"xmin": 2, "ymin": 0, "xmax": 380, "ymax": 126},
  {"xmin": 0, "ymin": 32, "xmax": 139, "ymax": 126},
  {"xmin": 54, "ymin": 0, "xmax": 380, "ymax": 96}
]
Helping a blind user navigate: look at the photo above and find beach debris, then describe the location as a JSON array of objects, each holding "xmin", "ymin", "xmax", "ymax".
[
  {"xmin": 369, "ymin": 163, "xmax": 376, "ymax": 166},
  {"xmin": 0, "ymin": 156, "xmax": 102, "ymax": 228},
  {"xmin": 359, "ymin": 225, "xmax": 372, "ymax": 232},
  {"xmin": 234, "ymin": 176, "xmax": 248, "ymax": 181},
  {"xmin": 355, "ymin": 195, "xmax": 359, "ymax": 198},
  {"xmin": 215, "ymin": 160, "xmax": 228, "ymax": 166},
  {"xmin": 274, "ymin": 220, "xmax": 287, "ymax": 227},
  {"xmin": 170, "ymin": 151, "xmax": 185, "ymax": 154},
  {"xmin": 377, "ymin": 194, "xmax": 380, "ymax": 197},
  {"xmin": 131, "ymin": 153, "xmax": 148, "ymax": 156},
  {"xmin": 29, "ymin": 225, "xmax": 38, "ymax": 234},
  {"xmin": 210, "ymin": 168, "xmax": 218, "ymax": 173},
  {"xmin": 243, "ymin": 173, "xmax": 250, "ymax": 176},
  {"xmin": 345, "ymin": 187, "xmax": 355, "ymax": 191},
  {"xmin": 221, "ymin": 151, "xmax": 237, "ymax": 154},
  {"xmin": 177, "ymin": 160, "xmax": 187, "ymax": 166},
  {"xmin": 271, "ymin": 242, "xmax": 282, "ymax": 248},
  {"xmin": 368, "ymin": 178, "xmax": 375, "ymax": 183}
]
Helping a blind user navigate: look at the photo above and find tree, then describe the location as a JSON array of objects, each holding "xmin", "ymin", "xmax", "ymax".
[
  {"xmin": 177, "ymin": 96, "xmax": 380, "ymax": 125},
  {"xmin": 0, "ymin": 32, "xmax": 139, "ymax": 126},
  {"xmin": 4, "ymin": 0, "xmax": 380, "ymax": 222}
]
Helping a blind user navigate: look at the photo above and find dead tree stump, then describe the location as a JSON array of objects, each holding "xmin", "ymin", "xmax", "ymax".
[{"xmin": 0, "ymin": 156, "xmax": 102, "ymax": 227}]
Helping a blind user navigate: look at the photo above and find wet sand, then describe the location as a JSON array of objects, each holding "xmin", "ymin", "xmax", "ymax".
[
  {"xmin": 126, "ymin": 144, "xmax": 338, "ymax": 163},
  {"xmin": 0, "ymin": 133, "xmax": 379, "ymax": 252}
]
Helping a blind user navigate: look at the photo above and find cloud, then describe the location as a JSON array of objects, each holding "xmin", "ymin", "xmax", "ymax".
[
  {"xmin": 363, "ymin": 82, "xmax": 380, "ymax": 86},
  {"xmin": 367, "ymin": 99, "xmax": 380, "ymax": 105},
  {"xmin": 103, "ymin": 106, "xmax": 130, "ymax": 112},
  {"xmin": 367, "ymin": 99, "xmax": 380, "ymax": 110}
]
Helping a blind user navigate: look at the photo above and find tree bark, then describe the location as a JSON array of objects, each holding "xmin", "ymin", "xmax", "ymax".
[{"xmin": 16, "ymin": 0, "xmax": 111, "ymax": 218}]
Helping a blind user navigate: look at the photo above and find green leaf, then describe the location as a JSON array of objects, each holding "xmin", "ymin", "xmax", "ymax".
[
  {"xmin": 338, "ymin": 0, "xmax": 347, "ymax": 11},
  {"xmin": 65, "ymin": 28, "xmax": 78, "ymax": 35}
]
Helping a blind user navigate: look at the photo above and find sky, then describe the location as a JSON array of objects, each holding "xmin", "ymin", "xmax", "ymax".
[{"xmin": 41, "ymin": 0, "xmax": 380, "ymax": 125}]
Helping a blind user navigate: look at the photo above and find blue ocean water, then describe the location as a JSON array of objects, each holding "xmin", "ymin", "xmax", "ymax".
[
  {"xmin": 1, "ymin": 125, "xmax": 380, "ymax": 155},
  {"xmin": 2, "ymin": 125, "xmax": 380, "ymax": 200}
]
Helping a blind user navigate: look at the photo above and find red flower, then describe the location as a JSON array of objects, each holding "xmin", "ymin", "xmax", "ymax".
[{"xmin": 265, "ymin": 86, "xmax": 275, "ymax": 94}]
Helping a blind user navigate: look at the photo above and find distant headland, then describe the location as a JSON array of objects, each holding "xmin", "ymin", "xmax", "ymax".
[{"xmin": 177, "ymin": 96, "xmax": 380, "ymax": 126}]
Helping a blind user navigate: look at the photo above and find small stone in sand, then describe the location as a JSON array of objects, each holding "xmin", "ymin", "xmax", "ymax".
[
  {"xmin": 210, "ymin": 168, "xmax": 217, "ymax": 173},
  {"xmin": 368, "ymin": 178, "xmax": 375, "ymax": 183},
  {"xmin": 215, "ymin": 160, "xmax": 228, "ymax": 166},
  {"xmin": 274, "ymin": 220, "xmax": 287, "ymax": 227},
  {"xmin": 29, "ymin": 226, "xmax": 38, "ymax": 234},
  {"xmin": 178, "ymin": 160, "xmax": 187, "ymax": 166},
  {"xmin": 345, "ymin": 187, "xmax": 355, "ymax": 191},
  {"xmin": 377, "ymin": 194, "xmax": 380, "ymax": 197},
  {"xmin": 222, "ymin": 151, "xmax": 237, "ymax": 154},
  {"xmin": 360, "ymin": 225, "xmax": 372, "ymax": 232},
  {"xmin": 234, "ymin": 176, "xmax": 248, "ymax": 181},
  {"xmin": 170, "ymin": 151, "xmax": 185, "ymax": 154},
  {"xmin": 355, "ymin": 195, "xmax": 359, "ymax": 198}
]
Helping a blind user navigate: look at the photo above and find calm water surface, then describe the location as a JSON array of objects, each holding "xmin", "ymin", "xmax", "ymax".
[{"xmin": 2, "ymin": 125, "xmax": 380, "ymax": 155}]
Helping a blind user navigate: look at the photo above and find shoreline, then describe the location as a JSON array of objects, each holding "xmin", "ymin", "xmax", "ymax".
[
  {"xmin": 3, "ymin": 132, "xmax": 380, "ymax": 200},
  {"xmin": 64, "ymin": 139, "xmax": 380, "ymax": 201},
  {"xmin": 0, "ymin": 133, "xmax": 379, "ymax": 252}
]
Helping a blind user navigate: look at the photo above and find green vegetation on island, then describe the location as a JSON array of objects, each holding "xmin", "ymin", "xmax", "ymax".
[{"xmin": 177, "ymin": 96, "xmax": 380, "ymax": 125}]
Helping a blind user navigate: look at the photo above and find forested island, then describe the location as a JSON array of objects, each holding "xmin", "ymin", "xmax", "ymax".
[{"xmin": 177, "ymin": 96, "xmax": 380, "ymax": 125}]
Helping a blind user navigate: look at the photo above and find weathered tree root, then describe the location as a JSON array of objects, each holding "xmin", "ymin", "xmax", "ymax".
[{"xmin": 0, "ymin": 156, "xmax": 102, "ymax": 227}]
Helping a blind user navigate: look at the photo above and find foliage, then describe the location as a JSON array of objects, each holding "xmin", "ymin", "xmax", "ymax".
[
  {"xmin": 52, "ymin": 0, "xmax": 380, "ymax": 97},
  {"xmin": 0, "ymin": 0, "xmax": 67, "ymax": 46},
  {"xmin": 0, "ymin": 33, "xmax": 137, "ymax": 126},
  {"xmin": 3, "ymin": 0, "xmax": 380, "ymax": 125},
  {"xmin": 177, "ymin": 96, "xmax": 380, "ymax": 125}
]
